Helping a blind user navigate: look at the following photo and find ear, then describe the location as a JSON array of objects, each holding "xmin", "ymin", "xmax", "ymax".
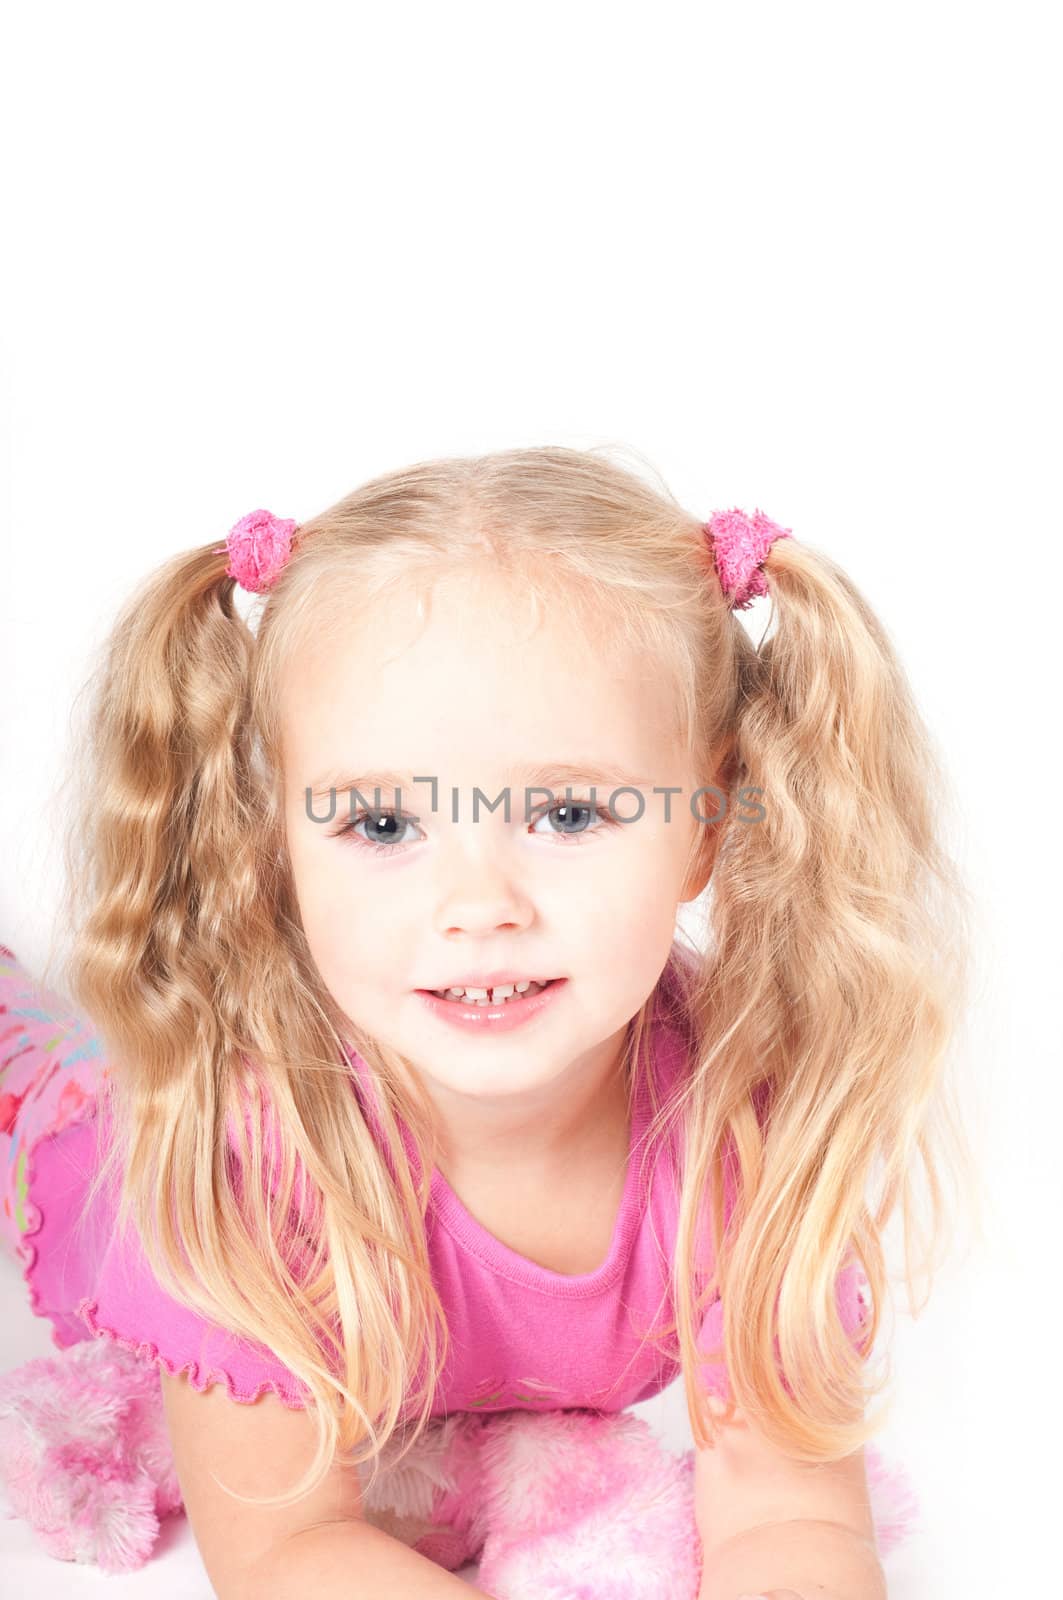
[
  {"xmin": 679, "ymin": 736, "xmax": 737, "ymax": 902},
  {"xmin": 680, "ymin": 822, "xmax": 720, "ymax": 903}
]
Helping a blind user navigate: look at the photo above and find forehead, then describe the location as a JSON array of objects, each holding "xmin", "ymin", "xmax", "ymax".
[{"xmin": 278, "ymin": 567, "xmax": 684, "ymax": 786}]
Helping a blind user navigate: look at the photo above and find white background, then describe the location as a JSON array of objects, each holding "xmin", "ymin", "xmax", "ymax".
[{"xmin": 1, "ymin": 3, "xmax": 1059, "ymax": 1594}]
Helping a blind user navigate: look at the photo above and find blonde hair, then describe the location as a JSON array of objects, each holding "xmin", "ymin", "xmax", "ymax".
[{"xmin": 46, "ymin": 444, "xmax": 979, "ymax": 1506}]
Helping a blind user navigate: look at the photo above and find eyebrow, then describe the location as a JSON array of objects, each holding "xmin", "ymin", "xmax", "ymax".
[{"xmin": 307, "ymin": 762, "xmax": 657, "ymax": 800}]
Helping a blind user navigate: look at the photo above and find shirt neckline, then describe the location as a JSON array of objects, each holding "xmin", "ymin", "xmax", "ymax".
[{"xmin": 426, "ymin": 1031, "xmax": 654, "ymax": 1299}]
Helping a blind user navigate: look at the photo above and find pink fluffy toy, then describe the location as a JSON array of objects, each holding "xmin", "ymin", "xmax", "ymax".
[{"xmin": 0, "ymin": 1336, "xmax": 919, "ymax": 1594}]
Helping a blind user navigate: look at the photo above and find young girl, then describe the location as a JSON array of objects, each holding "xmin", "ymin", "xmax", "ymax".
[{"xmin": 0, "ymin": 445, "xmax": 975, "ymax": 1599}]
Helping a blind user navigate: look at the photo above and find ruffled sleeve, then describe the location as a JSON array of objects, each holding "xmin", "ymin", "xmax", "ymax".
[{"xmin": 75, "ymin": 1109, "xmax": 312, "ymax": 1409}]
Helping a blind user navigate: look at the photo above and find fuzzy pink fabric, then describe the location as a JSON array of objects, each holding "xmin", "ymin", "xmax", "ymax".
[
  {"xmin": 705, "ymin": 508, "xmax": 792, "ymax": 609},
  {"xmin": 0, "ymin": 1337, "xmax": 920, "ymax": 1586},
  {"xmin": 220, "ymin": 508, "xmax": 298, "ymax": 593},
  {"xmin": 0, "ymin": 1341, "xmax": 182, "ymax": 1570}
]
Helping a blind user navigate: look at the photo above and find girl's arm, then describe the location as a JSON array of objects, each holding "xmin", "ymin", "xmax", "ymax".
[
  {"xmin": 160, "ymin": 1371, "xmax": 493, "ymax": 1600},
  {"xmin": 698, "ymin": 1518, "xmax": 886, "ymax": 1600},
  {"xmin": 694, "ymin": 1401, "xmax": 887, "ymax": 1600},
  {"xmin": 241, "ymin": 1521, "xmax": 493, "ymax": 1599}
]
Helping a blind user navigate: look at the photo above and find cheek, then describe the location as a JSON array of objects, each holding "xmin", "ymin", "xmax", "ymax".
[
  {"xmin": 568, "ymin": 842, "xmax": 688, "ymax": 967},
  {"xmin": 300, "ymin": 922, "xmax": 382, "ymax": 1026},
  {"xmin": 597, "ymin": 814, "xmax": 695, "ymax": 913},
  {"xmin": 287, "ymin": 841, "xmax": 384, "ymax": 994}
]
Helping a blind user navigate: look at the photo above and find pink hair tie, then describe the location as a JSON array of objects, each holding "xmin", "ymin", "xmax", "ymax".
[
  {"xmin": 216, "ymin": 509, "xmax": 299, "ymax": 594},
  {"xmin": 704, "ymin": 508, "xmax": 792, "ymax": 611}
]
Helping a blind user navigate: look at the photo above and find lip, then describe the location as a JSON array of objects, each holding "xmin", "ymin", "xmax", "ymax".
[{"xmin": 415, "ymin": 977, "xmax": 568, "ymax": 1033}]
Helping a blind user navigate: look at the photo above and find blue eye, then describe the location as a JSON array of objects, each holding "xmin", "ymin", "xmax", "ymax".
[
  {"xmin": 333, "ymin": 810, "xmax": 421, "ymax": 850},
  {"xmin": 331, "ymin": 797, "xmax": 620, "ymax": 855},
  {"xmin": 530, "ymin": 799, "xmax": 603, "ymax": 838}
]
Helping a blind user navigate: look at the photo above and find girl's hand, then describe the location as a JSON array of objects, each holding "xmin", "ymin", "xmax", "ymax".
[{"xmin": 737, "ymin": 1592, "xmax": 806, "ymax": 1599}]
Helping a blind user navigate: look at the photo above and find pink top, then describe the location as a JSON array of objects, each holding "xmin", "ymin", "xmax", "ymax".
[{"xmin": 42, "ymin": 953, "xmax": 870, "ymax": 1414}]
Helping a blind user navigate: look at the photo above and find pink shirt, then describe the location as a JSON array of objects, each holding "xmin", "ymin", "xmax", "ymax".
[{"xmin": 58, "ymin": 953, "xmax": 870, "ymax": 1414}]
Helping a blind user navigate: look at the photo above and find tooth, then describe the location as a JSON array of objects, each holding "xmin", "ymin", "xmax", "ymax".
[{"xmin": 431, "ymin": 980, "xmax": 549, "ymax": 1003}]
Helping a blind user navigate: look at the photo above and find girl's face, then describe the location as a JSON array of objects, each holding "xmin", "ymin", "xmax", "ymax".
[{"xmin": 280, "ymin": 567, "xmax": 712, "ymax": 1118}]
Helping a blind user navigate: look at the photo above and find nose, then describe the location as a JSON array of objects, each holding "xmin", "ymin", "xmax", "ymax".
[{"xmin": 431, "ymin": 839, "xmax": 535, "ymax": 937}]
